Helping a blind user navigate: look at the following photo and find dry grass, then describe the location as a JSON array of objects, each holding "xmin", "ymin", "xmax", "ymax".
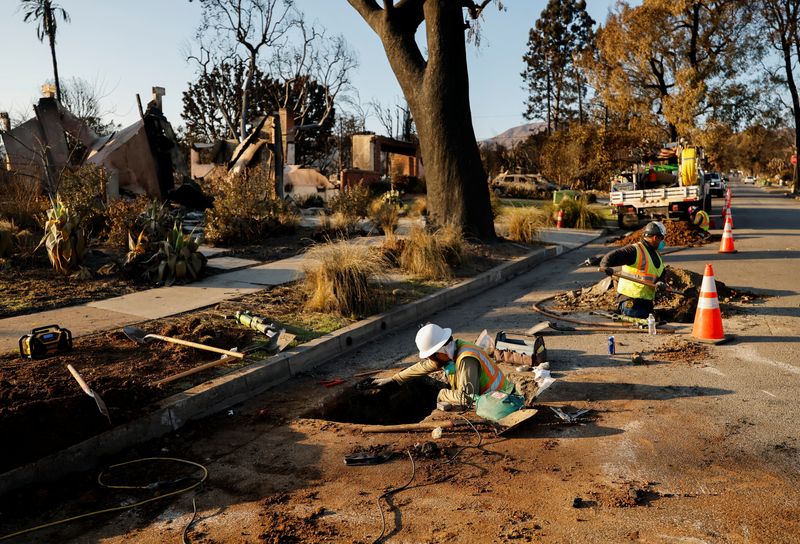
[
  {"xmin": 0, "ymin": 173, "xmax": 47, "ymax": 231},
  {"xmin": 406, "ymin": 196, "xmax": 427, "ymax": 218},
  {"xmin": 105, "ymin": 196, "xmax": 151, "ymax": 250},
  {"xmin": 302, "ymin": 240, "xmax": 388, "ymax": 317},
  {"xmin": 399, "ymin": 226, "xmax": 453, "ymax": 280},
  {"xmin": 369, "ymin": 198, "xmax": 400, "ymax": 236},
  {"xmin": 505, "ymin": 207, "xmax": 548, "ymax": 243},
  {"xmin": 544, "ymin": 197, "xmax": 604, "ymax": 230}
]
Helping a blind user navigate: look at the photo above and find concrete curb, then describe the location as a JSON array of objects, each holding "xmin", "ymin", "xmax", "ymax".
[{"xmin": 0, "ymin": 234, "xmax": 600, "ymax": 495}]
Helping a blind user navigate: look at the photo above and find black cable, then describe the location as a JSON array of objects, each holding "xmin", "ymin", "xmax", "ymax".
[
  {"xmin": 373, "ymin": 449, "xmax": 415, "ymax": 544},
  {"xmin": 445, "ymin": 414, "xmax": 483, "ymax": 464},
  {"xmin": 182, "ymin": 497, "xmax": 198, "ymax": 544}
]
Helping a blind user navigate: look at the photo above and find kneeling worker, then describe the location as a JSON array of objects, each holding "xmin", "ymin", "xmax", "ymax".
[
  {"xmin": 371, "ymin": 323, "xmax": 514, "ymax": 408},
  {"xmin": 598, "ymin": 221, "xmax": 668, "ymax": 319},
  {"xmin": 689, "ymin": 206, "xmax": 710, "ymax": 237}
]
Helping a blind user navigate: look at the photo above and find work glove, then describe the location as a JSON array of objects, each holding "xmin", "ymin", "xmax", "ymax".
[
  {"xmin": 599, "ymin": 266, "xmax": 614, "ymax": 276},
  {"xmin": 655, "ymin": 281, "xmax": 667, "ymax": 292},
  {"xmin": 370, "ymin": 377, "xmax": 394, "ymax": 388}
]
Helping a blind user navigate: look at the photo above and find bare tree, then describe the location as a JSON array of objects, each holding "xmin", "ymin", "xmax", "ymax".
[
  {"xmin": 268, "ymin": 20, "xmax": 357, "ymax": 130},
  {"xmin": 190, "ymin": 0, "xmax": 297, "ymax": 141},
  {"xmin": 346, "ymin": 0, "xmax": 499, "ymax": 240},
  {"xmin": 759, "ymin": 0, "xmax": 800, "ymax": 193}
]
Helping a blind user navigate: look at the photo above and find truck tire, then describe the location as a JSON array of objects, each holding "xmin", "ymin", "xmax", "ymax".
[{"xmin": 618, "ymin": 211, "xmax": 638, "ymax": 230}]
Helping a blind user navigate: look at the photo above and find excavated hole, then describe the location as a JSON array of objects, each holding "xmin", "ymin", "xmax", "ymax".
[{"xmin": 307, "ymin": 377, "xmax": 443, "ymax": 425}]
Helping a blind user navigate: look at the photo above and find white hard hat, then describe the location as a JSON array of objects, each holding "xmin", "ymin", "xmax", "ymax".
[
  {"xmin": 643, "ymin": 221, "xmax": 667, "ymax": 237},
  {"xmin": 415, "ymin": 323, "xmax": 452, "ymax": 359}
]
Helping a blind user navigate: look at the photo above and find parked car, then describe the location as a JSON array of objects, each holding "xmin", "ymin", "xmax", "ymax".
[
  {"xmin": 491, "ymin": 173, "xmax": 557, "ymax": 192},
  {"xmin": 743, "ymin": 175, "xmax": 756, "ymax": 184},
  {"xmin": 704, "ymin": 172, "xmax": 726, "ymax": 197}
]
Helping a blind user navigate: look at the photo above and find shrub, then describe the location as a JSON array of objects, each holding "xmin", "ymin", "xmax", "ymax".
[
  {"xmin": 0, "ymin": 220, "xmax": 15, "ymax": 258},
  {"xmin": 505, "ymin": 207, "xmax": 547, "ymax": 244},
  {"xmin": 57, "ymin": 164, "xmax": 109, "ymax": 237},
  {"xmin": 296, "ymin": 194, "xmax": 325, "ymax": 208},
  {"xmin": 302, "ymin": 239, "xmax": 387, "ymax": 317},
  {"xmin": 544, "ymin": 196, "xmax": 604, "ymax": 230},
  {"xmin": 393, "ymin": 175, "xmax": 426, "ymax": 194},
  {"xmin": 0, "ymin": 172, "xmax": 47, "ymax": 230},
  {"xmin": 105, "ymin": 196, "xmax": 152, "ymax": 250},
  {"xmin": 329, "ymin": 184, "xmax": 372, "ymax": 221},
  {"xmin": 204, "ymin": 166, "xmax": 299, "ymax": 245},
  {"xmin": 399, "ymin": 226, "xmax": 452, "ymax": 280}
]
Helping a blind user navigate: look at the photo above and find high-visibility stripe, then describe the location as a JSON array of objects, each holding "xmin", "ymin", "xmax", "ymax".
[
  {"xmin": 700, "ymin": 274, "xmax": 717, "ymax": 294},
  {"xmin": 456, "ymin": 342, "xmax": 506, "ymax": 394},
  {"xmin": 697, "ymin": 297, "xmax": 720, "ymax": 310}
]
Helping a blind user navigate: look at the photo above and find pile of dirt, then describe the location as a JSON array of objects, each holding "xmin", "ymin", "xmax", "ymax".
[
  {"xmin": 649, "ymin": 337, "xmax": 710, "ymax": 364},
  {"xmin": 611, "ymin": 220, "xmax": 707, "ymax": 247},
  {"xmin": 549, "ymin": 266, "xmax": 757, "ymax": 323}
]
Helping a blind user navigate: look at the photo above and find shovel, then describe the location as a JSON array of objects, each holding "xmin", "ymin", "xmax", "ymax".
[
  {"xmin": 611, "ymin": 272, "xmax": 697, "ymax": 298},
  {"xmin": 67, "ymin": 364, "xmax": 111, "ymax": 425},
  {"xmin": 123, "ymin": 325, "xmax": 245, "ymax": 359}
]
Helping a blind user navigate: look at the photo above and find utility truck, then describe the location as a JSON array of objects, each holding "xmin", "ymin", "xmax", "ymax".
[{"xmin": 609, "ymin": 143, "xmax": 711, "ymax": 229}]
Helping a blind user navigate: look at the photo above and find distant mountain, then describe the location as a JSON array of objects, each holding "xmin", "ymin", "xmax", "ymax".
[{"xmin": 480, "ymin": 122, "xmax": 546, "ymax": 148}]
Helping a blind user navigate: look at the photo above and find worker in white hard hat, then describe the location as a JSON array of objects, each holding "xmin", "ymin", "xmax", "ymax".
[
  {"xmin": 598, "ymin": 221, "xmax": 668, "ymax": 319},
  {"xmin": 371, "ymin": 323, "xmax": 514, "ymax": 407}
]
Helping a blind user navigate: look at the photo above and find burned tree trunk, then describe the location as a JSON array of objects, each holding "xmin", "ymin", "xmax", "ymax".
[{"xmin": 347, "ymin": 0, "xmax": 496, "ymax": 241}]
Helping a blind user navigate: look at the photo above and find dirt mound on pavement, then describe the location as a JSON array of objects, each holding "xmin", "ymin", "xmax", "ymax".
[
  {"xmin": 549, "ymin": 266, "xmax": 756, "ymax": 323},
  {"xmin": 611, "ymin": 220, "xmax": 707, "ymax": 247},
  {"xmin": 649, "ymin": 337, "xmax": 710, "ymax": 364}
]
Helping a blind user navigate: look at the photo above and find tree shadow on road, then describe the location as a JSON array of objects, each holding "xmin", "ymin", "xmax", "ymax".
[{"xmin": 537, "ymin": 381, "xmax": 732, "ymax": 403}]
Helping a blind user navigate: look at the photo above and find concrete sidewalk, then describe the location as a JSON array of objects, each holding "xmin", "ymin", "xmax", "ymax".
[{"xmin": 0, "ymin": 229, "xmax": 600, "ymax": 354}]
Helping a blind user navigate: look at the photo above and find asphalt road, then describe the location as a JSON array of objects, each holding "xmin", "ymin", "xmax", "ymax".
[{"xmin": 5, "ymin": 181, "xmax": 799, "ymax": 543}]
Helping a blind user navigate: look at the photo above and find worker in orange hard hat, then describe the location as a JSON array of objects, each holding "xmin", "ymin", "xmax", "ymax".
[{"xmin": 370, "ymin": 323, "xmax": 514, "ymax": 408}]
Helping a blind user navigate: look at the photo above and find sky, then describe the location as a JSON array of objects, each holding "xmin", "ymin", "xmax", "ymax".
[{"xmin": 0, "ymin": 1, "xmax": 622, "ymax": 141}]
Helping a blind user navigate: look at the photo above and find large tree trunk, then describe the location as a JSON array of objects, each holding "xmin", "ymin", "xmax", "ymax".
[{"xmin": 347, "ymin": 0, "xmax": 496, "ymax": 242}]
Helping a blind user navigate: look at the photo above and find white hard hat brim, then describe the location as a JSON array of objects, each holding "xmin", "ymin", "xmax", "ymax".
[{"xmin": 419, "ymin": 327, "xmax": 452, "ymax": 359}]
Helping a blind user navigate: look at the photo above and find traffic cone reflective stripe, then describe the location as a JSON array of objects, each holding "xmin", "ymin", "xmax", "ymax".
[
  {"xmin": 718, "ymin": 215, "xmax": 737, "ymax": 253},
  {"xmin": 692, "ymin": 264, "xmax": 726, "ymax": 342},
  {"xmin": 556, "ymin": 209, "xmax": 564, "ymax": 229}
]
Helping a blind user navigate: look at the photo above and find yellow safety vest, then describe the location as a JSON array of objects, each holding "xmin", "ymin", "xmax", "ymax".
[
  {"xmin": 453, "ymin": 340, "xmax": 510, "ymax": 395},
  {"xmin": 617, "ymin": 242, "xmax": 665, "ymax": 301},
  {"xmin": 694, "ymin": 210, "xmax": 710, "ymax": 232}
]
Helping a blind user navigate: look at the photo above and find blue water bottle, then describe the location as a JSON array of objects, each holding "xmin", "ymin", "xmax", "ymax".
[{"xmin": 607, "ymin": 335, "xmax": 615, "ymax": 355}]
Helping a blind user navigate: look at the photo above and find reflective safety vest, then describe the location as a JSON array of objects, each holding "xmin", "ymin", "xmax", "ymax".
[
  {"xmin": 694, "ymin": 210, "xmax": 710, "ymax": 232},
  {"xmin": 680, "ymin": 146, "xmax": 698, "ymax": 186},
  {"xmin": 452, "ymin": 340, "xmax": 509, "ymax": 395},
  {"xmin": 617, "ymin": 242, "xmax": 665, "ymax": 301}
]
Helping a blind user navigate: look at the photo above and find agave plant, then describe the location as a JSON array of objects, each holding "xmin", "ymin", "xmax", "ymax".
[
  {"xmin": 145, "ymin": 223, "xmax": 206, "ymax": 284},
  {"xmin": 124, "ymin": 229, "xmax": 148, "ymax": 267},
  {"xmin": 36, "ymin": 195, "xmax": 86, "ymax": 275}
]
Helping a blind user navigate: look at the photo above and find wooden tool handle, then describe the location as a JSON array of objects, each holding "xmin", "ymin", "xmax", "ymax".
[
  {"xmin": 148, "ymin": 334, "xmax": 245, "ymax": 358},
  {"xmin": 361, "ymin": 420, "xmax": 458, "ymax": 433},
  {"xmin": 153, "ymin": 355, "xmax": 239, "ymax": 386},
  {"xmin": 67, "ymin": 364, "xmax": 93, "ymax": 396},
  {"xmin": 612, "ymin": 272, "xmax": 656, "ymax": 288}
]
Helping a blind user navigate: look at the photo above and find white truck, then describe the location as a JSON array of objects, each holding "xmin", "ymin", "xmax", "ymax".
[{"xmin": 609, "ymin": 146, "xmax": 711, "ymax": 229}]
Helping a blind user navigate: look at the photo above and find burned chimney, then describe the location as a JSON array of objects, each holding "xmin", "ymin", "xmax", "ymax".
[{"xmin": 152, "ymin": 86, "xmax": 166, "ymax": 111}]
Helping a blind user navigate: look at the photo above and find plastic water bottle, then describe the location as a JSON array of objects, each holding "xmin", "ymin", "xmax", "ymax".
[{"xmin": 647, "ymin": 313, "xmax": 657, "ymax": 335}]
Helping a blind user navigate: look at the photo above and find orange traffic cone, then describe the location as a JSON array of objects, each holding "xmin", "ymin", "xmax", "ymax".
[
  {"xmin": 692, "ymin": 264, "xmax": 727, "ymax": 343},
  {"xmin": 718, "ymin": 214, "xmax": 737, "ymax": 253},
  {"xmin": 556, "ymin": 209, "xmax": 564, "ymax": 229}
]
